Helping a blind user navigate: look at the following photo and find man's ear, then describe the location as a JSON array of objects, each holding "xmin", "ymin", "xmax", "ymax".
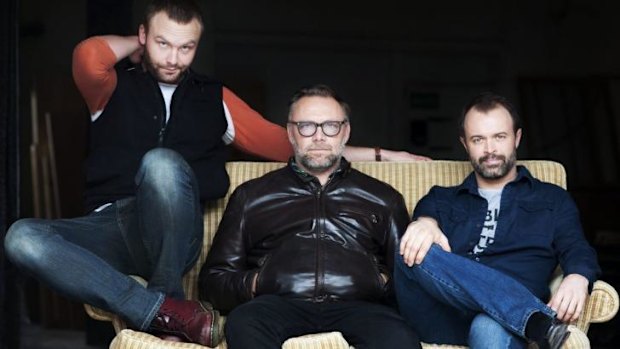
[
  {"xmin": 138, "ymin": 24, "xmax": 147, "ymax": 45},
  {"xmin": 459, "ymin": 136, "xmax": 467, "ymax": 150},
  {"xmin": 515, "ymin": 128, "xmax": 522, "ymax": 148},
  {"xmin": 287, "ymin": 123, "xmax": 295, "ymax": 145},
  {"xmin": 342, "ymin": 122, "xmax": 351, "ymax": 145}
]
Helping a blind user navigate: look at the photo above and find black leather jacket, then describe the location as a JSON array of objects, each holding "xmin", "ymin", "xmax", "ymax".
[{"xmin": 199, "ymin": 159, "xmax": 410, "ymax": 314}]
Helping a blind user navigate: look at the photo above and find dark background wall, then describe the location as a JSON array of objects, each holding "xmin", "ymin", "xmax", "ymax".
[
  {"xmin": 18, "ymin": 0, "xmax": 620, "ymax": 213},
  {"xmin": 6, "ymin": 0, "xmax": 620, "ymax": 347},
  {"xmin": 1, "ymin": 0, "xmax": 19, "ymax": 347}
]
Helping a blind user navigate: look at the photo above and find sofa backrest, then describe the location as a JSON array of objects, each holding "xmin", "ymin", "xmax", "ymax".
[{"xmin": 184, "ymin": 160, "xmax": 566, "ymax": 300}]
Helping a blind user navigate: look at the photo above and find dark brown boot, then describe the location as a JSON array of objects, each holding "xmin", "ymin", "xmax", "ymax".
[{"xmin": 148, "ymin": 297, "xmax": 222, "ymax": 347}]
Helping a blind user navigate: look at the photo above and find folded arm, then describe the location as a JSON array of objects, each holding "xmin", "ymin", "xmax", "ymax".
[{"xmin": 72, "ymin": 35, "xmax": 142, "ymax": 115}]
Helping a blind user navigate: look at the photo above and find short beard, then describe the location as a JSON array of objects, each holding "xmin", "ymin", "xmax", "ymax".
[
  {"xmin": 299, "ymin": 153, "xmax": 340, "ymax": 172},
  {"xmin": 292, "ymin": 140, "xmax": 345, "ymax": 173},
  {"xmin": 471, "ymin": 149, "xmax": 517, "ymax": 180},
  {"xmin": 142, "ymin": 50, "xmax": 183, "ymax": 84}
]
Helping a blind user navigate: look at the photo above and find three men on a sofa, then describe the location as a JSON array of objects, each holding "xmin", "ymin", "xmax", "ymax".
[
  {"xmin": 394, "ymin": 92, "xmax": 600, "ymax": 349},
  {"xmin": 3, "ymin": 0, "xmax": 599, "ymax": 344},
  {"xmin": 200, "ymin": 84, "xmax": 422, "ymax": 349}
]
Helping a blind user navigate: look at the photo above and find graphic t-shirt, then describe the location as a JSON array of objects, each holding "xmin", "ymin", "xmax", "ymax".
[{"xmin": 472, "ymin": 188, "xmax": 503, "ymax": 254}]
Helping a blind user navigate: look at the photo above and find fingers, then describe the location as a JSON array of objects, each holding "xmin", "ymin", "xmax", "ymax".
[
  {"xmin": 561, "ymin": 297, "xmax": 578, "ymax": 322},
  {"xmin": 549, "ymin": 275, "xmax": 589, "ymax": 322},
  {"xmin": 555, "ymin": 297, "xmax": 571, "ymax": 322},
  {"xmin": 400, "ymin": 228, "xmax": 432, "ymax": 266},
  {"xmin": 549, "ymin": 291, "xmax": 586, "ymax": 322},
  {"xmin": 437, "ymin": 233, "xmax": 452, "ymax": 252},
  {"xmin": 413, "ymin": 236, "xmax": 432, "ymax": 265},
  {"xmin": 572, "ymin": 297, "xmax": 585, "ymax": 322},
  {"xmin": 399, "ymin": 230, "xmax": 411, "ymax": 256},
  {"xmin": 400, "ymin": 218, "xmax": 448, "ymax": 266},
  {"xmin": 413, "ymin": 154, "xmax": 432, "ymax": 161}
]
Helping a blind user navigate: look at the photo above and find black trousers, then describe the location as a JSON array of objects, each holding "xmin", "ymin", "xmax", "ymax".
[{"xmin": 225, "ymin": 295, "xmax": 421, "ymax": 349}]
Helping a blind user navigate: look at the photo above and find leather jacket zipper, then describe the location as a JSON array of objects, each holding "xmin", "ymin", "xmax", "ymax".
[
  {"xmin": 312, "ymin": 175, "xmax": 335, "ymax": 302},
  {"xmin": 313, "ymin": 185, "xmax": 323, "ymax": 301}
]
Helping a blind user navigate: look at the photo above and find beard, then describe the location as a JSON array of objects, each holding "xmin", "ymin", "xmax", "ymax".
[
  {"xmin": 143, "ymin": 50, "xmax": 185, "ymax": 84},
  {"xmin": 293, "ymin": 140, "xmax": 345, "ymax": 173},
  {"xmin": 471, "ymin": 148, "xmax": 517, "ymax": 180},
  {"xmin": 300, "ymin": 152, "xmax": 340, "ymax": 172}
]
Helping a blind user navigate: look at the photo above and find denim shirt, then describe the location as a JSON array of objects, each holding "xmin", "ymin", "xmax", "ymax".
[{"xmin": 413, "ymin": 166, "xmax": 600, "ymax": 301}]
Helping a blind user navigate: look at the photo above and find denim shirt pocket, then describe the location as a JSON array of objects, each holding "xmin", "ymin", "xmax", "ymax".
[
  {"xmin": 517, "ymin": 199, "xmax": 553, "ymax": 212},
  {"xmin": 513, "ymin": 199, "xmax": 554, "ymax": 243}
]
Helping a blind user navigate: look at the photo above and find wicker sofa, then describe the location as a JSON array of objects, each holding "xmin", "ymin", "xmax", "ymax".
[{"xmin": 85, "ymin": 160, "xmax": 619, "ymax": 349}]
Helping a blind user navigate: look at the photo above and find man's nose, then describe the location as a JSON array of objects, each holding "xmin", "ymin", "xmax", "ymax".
[
  {"xmin": 312, "ymin": 125, "xmax": 327, "ymax": 141},
  {"xmin": 484, "ymin": 139, "xmax": 496, "ymax": 154},
  {"xmin": 166, "ymin": 49, "xmax": 178, "ymax": 65}
]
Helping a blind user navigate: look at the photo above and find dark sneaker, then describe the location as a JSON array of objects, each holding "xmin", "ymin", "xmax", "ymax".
[
  {"xmin": 148, "ymin": 297, "xmax": 223, "ymax": 347},
  {"xmin": 536, "ymin": 320, "xmax": 570, "ymax": 349}
]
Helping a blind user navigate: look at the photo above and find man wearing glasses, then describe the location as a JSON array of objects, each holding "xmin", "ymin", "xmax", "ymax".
[{"xmin": 199, "ymin": 84, "xmax": 421, "ymax": 349}]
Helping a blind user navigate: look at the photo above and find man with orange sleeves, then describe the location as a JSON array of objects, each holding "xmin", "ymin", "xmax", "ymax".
[{"xmin": 4, "ymin": 0, "xmax": 426, "ymax": 346}]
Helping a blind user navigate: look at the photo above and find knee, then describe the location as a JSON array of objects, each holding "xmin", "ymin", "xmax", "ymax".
[
  {"xmin": 224, "ymin": 304, "xmax": 259, "ymax": 335},
  {"xmin": 138, "ymin": 148, "xmax": 191, "ymax": 190},
  {"xmin": 224, "ymin": 296, "xmax": 280, "ymax": 333},
  {"xmin": 140, "ymin": 148, "xmax": 186, "ymax": 175},
  {"xmin": 224, "ymin": 300, "xmax": 284, "ymax": 347},
  {"xmin": 470, "ymin": 314, "xmax": 501, "ymax": 335},
  {"xmin": 469, "ymin": 314, "xmax": 516, "ymax": 348},
  {"xmin": 376, "ymin": 322, "xmax": 421, "ymax": 348},
  {"xmin": 4, "ymin": 218, "xmax": 48, "ymax": 265}
]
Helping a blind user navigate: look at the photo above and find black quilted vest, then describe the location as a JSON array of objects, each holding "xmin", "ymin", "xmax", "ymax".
[{"xmin": 84, "ymin": 65, "xmax": 229, "ymax": 212}]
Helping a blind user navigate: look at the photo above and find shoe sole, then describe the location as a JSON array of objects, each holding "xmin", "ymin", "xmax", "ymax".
[
  {"xmin": 200, "ymin": 301, "xmax": 224, "ymax": 347},
  {"xmin": 551, "ymin": 330, "xmax": 570, "ymax": 349}
]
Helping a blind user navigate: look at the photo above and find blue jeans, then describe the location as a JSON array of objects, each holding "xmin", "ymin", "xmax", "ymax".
[
  {"xmin": 4, "ymin": 148, "xmax": 203, "ymax": 330},
  {"xmin": 225, "ymin": 295, "xmax": 421, "ymax": 349},
  {"xmin": 394, "ymin": 244, "xmax": 556, "ymax": 348}
]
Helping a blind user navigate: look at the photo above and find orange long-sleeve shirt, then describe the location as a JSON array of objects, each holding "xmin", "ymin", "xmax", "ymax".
[{"xmin": 72, "ymin": 36, "xmax": 293, "ymax": 162}]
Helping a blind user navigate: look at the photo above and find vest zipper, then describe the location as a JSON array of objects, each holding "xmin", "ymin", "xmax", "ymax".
[
  {"xmin": 158, "ymin": 125, "xmax": 166, "ymax": 146},
  {"xmin": 153, "ymin": 77, "xmax": 170, "ymax": 147},
  {"xmin": 157, "ymin": 94, "xmax": 167, "ymax": 146}
]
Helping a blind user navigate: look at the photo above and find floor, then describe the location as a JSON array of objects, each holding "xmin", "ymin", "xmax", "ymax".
[
  {"xmin": 17, "ymin": 324, "xmax": 620, "ymax": 349},
  {"xmin": 20, "ymin": 320, "xmax": 109, "ymax": 349},
  {"xmin": 22, "ymin": 326, "xmax": 96, "ymax": 349}
]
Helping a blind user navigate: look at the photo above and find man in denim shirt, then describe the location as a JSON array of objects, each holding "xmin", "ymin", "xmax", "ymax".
[{"xmin": 394, "ymin": 92, "xmax": 600, "ymax": 349}]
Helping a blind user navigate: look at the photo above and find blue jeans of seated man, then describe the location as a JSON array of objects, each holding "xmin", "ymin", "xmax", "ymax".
[
  {"xmin": 4, "ymin": 148, "xmax": 203, "ymax": 330},
  {"xmin": 394, "ymin": 244, "xmax": 556, "ymax": 348}
]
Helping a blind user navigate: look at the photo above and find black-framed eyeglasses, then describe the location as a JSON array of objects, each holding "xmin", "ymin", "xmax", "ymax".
[{"xmin": 287, "ymin": 120, "xmax": 348, "ymax": 137}]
